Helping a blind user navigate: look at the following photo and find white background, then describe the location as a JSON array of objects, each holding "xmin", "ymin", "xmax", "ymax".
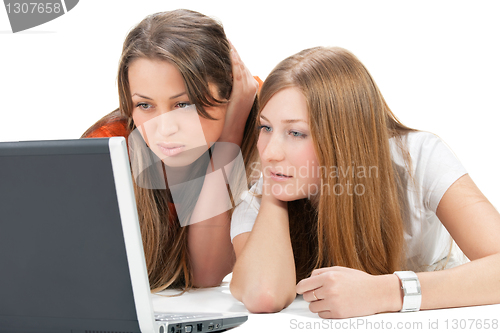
[
  {"xmin": 1, "ymin": 1, "xmax": 498, "ymax": 209},
  {"xmin": 1, "ymin": 0, "xmax": 499, "ymax": 329}
]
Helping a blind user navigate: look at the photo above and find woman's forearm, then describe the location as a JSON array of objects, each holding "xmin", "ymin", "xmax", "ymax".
[
  {"xmin": 188, "ymin": 211, "xmax": 234, "ymax": 288},
  {"xmin": 379, "ymin": 253, "xmax": 500, "ymax": 313},
  {"xmin": 412, "ymin": 175, "xmax": 500, "ymax": 311},
  {"xmin": 187, "ymin": 163, "xmax": 236, "ymax": 287},
  {"xmin": 230, "ymin": 196, "xmax": 297, "ymax": 313},
  {"xmin": 419, "ymin": 253, "xmax": 500, "ymax": 310}
]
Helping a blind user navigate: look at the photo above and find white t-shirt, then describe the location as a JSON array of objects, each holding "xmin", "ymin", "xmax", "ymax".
[{"xmin": 231, "ymin": 131, "xmax": 469, "ymax": 271}]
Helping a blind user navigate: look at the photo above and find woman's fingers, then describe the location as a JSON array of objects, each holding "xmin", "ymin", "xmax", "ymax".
[
  {"xmin": 311, "ymin": 266, "xmax": 339, "ymax": 276},
  {"xmin": 229, "ymin": 41, "xmax": 243, "ymax": 80},
  {"xmin": 217, "ymin": 41, "xmax": 258, "ymax": 144},
  {"xmin": 230, "ymin": 48, "xmax": 243, "ymax": 81},
  {"xmin": 302, "ymin": 287, "xmax": 323, "ymax": 302},
  {"xmin": 296, "ymin": 274, "xmax": 323, "ymax": 295},
  {"xmin": 317, "ymin": 311, "xmax": 333, "ymax": 319},
  {"xmin": 229, "ymin": 42, "xmax": 258, "ymax": 97},
  {"xmin": 309, "ymin": 299, "xmax": 330, "ymax": 314}
]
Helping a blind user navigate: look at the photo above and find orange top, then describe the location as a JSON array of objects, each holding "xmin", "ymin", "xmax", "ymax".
[
  {"xmin": 82, "ymin": 114, "xmax": 129, "ymax": 140},
  {"xmin": 254, "ymin": 76, "xmax": 263, "ymax": 88},
  {"xmin": 84, "ymin": 121, "xmax": 128, "ymax": 139}
]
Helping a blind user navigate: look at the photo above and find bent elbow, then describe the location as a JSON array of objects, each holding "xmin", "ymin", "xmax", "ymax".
[
  {"xmin": 229, "ymin": 272, "xmax": 296, "ymax": 313},
  {"xmin": 242, "ymin": 288, "xmax": 294, "ymax": 314}
]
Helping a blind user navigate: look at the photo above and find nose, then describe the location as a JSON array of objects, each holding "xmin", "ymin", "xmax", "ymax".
[
  {"xmin": 156, "ymin": 112, "xmax": 179, "ymax": 137},
  {"xmin": 260, "ymin": 133, "xmax": 285, "ymax": 163}
]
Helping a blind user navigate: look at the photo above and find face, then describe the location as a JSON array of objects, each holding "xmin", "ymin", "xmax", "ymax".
[
  {"xmin": 129, "ymin": 58, "xmax": 226, "ymax": 167},
  {"xmin": 258, "ymin": 87, "xmax": 321, "ymax": 202}
]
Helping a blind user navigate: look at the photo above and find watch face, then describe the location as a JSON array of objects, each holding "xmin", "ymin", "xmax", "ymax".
[{"xmin": 402, "ymin": 279, "xmax": 421, "ymax": 295}]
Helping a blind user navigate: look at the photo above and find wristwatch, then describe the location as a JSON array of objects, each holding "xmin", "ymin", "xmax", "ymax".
[{"xmin": 393, "ymin": 271, "xmax": 421, "ymax": 312}]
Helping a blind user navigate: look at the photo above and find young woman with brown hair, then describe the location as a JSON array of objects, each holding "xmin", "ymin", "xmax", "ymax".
[
  {"xmin": 230, "ymin": 46, "xmax": 500, "ymax": 318},
  {"xmin": 83, "ymin": 9, "xmax": 260, "ymax": 291}
]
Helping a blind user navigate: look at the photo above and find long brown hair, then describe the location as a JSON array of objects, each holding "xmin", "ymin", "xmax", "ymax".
[
  {"xmin": 258, "ymin": 47, "xmax": 415, "ymax": 282},
  {"xmin": 83, "ymin": 9, "xmax": 258, "ymax": 291}
]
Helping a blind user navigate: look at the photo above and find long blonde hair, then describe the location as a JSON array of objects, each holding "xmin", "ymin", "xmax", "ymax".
[
  {"xmin": 258, "ymin": 47, "xmax": 415, "ymax": 282},
  {"xmin": 84, "ymin": 9, "xmax": 258, "ymax": 291}
]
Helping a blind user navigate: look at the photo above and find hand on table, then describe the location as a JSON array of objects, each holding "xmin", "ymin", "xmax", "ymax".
[{"xmin": 296, "ymin": 266, "xmax": 400, "ymax": 319}]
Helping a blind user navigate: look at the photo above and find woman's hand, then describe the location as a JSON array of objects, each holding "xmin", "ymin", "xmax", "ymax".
[
  {"xmin": 296, "ymin": 266, "xmax": 402, "ymax": 319},
  {"xmin": 261, "ymin": 174, "xmax": 288, "ymax": 208},
  {"xmin": 218, "ymin": 43, "xmax": 259, "ymax": 146}
]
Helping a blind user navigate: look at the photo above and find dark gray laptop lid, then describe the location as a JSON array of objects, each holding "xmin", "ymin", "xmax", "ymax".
[{"xmin": 0, "ymin": 138, "xmax": 142, "ymax": 333}]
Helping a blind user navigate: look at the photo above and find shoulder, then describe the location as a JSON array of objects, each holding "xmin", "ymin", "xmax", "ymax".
[
  {"xmin": 406, "ymin": 131, "xmax": 464, "ymax": 171},
  {"xmin": 81, "ymin": 109, "xmax": 129, "ymax": 139},
  {"xmin": 395, "ymin": 130, "xmax": 444, "ymax": 151},
  {"xmin": 398, "ymin": 131, "xmax": 467, "ymax": 212},
  {"xmin": 391, "ymin": 130, "xmax": 460, "ymax": 165},
  {"xmin": 405, "ymin": 130, "xmax": 446, "ymax": 149}
]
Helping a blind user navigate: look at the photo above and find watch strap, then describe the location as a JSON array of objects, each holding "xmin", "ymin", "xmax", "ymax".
[{"xmin": 393, "ymin": 271, "xmax": 421, "ymax": 312}]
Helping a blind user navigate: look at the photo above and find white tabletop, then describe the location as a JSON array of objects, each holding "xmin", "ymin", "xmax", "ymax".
[{"xmin": 151, "ymin": 274, "xmax": 500, "ymax": 333}]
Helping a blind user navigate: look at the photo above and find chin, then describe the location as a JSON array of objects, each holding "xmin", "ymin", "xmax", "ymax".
[
  {"xmin": 269, "ymin": 181, "xmax": 319, "ymax": 203},
  {"xmin": 154, "ymin": 148, "xmax": 208, "ymax": 168},
  {"xmin": 161, "ymin": 158, "xmax": 193, "ymax": 168},
  {"xmin": 272, "ymin": 191, "xmax": 308, "ymax": 202}
]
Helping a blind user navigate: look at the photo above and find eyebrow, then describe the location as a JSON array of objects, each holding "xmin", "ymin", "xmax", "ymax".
[
  {"xmin": 131, "ymin": 91, "xmax": 188, "ymax": 100},
  {"xmin": 260, "ymin": 115, "xmax": 307, "ymax": 124}
]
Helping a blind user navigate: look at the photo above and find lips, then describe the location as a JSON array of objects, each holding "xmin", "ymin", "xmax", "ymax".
[
  {"xmin": 270, "ymin": 171, "xmax": 292, "ymax": 181},
  {"xmin": 157, "ymin": 143, "xmax": 185, "ymax": 157},
  {"xmin": 272, "ymin": 171, "xmax": 291, "ymax": 177}
]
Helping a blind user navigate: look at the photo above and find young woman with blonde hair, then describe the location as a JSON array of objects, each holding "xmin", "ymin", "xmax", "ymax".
[
  {"xmin": 230, "ymin": 46, "xmax": 500, "ymax": 318},
  {"xmin": 83, "ymin": 9, "xmax": 260, "ymax": 291}
]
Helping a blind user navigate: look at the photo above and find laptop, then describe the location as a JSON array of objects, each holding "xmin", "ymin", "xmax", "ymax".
[{"xmin": 0, "ymin": 137, "xmax": 247, "ymax": 333}]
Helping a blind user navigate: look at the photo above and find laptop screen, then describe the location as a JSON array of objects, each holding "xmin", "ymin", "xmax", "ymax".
[{"xmin": 0, "ymin": 138, "xmax": 141, "ymax": 333}]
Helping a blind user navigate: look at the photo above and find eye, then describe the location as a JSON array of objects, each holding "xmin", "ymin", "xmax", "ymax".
[
  {"xmin": 136, "ymin": 102, "xmax": 153, "ymax": 111},
  {"xmin": 289, "ymin": 130, "xmax": 306, "ymax": 139},
  {"xmin": 258, "ymin": 125, "xmax": 272, "ymax": 133},
  {"xmin": 175, "ymin": 102, "xmax": 191, "ymax": 109}
]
